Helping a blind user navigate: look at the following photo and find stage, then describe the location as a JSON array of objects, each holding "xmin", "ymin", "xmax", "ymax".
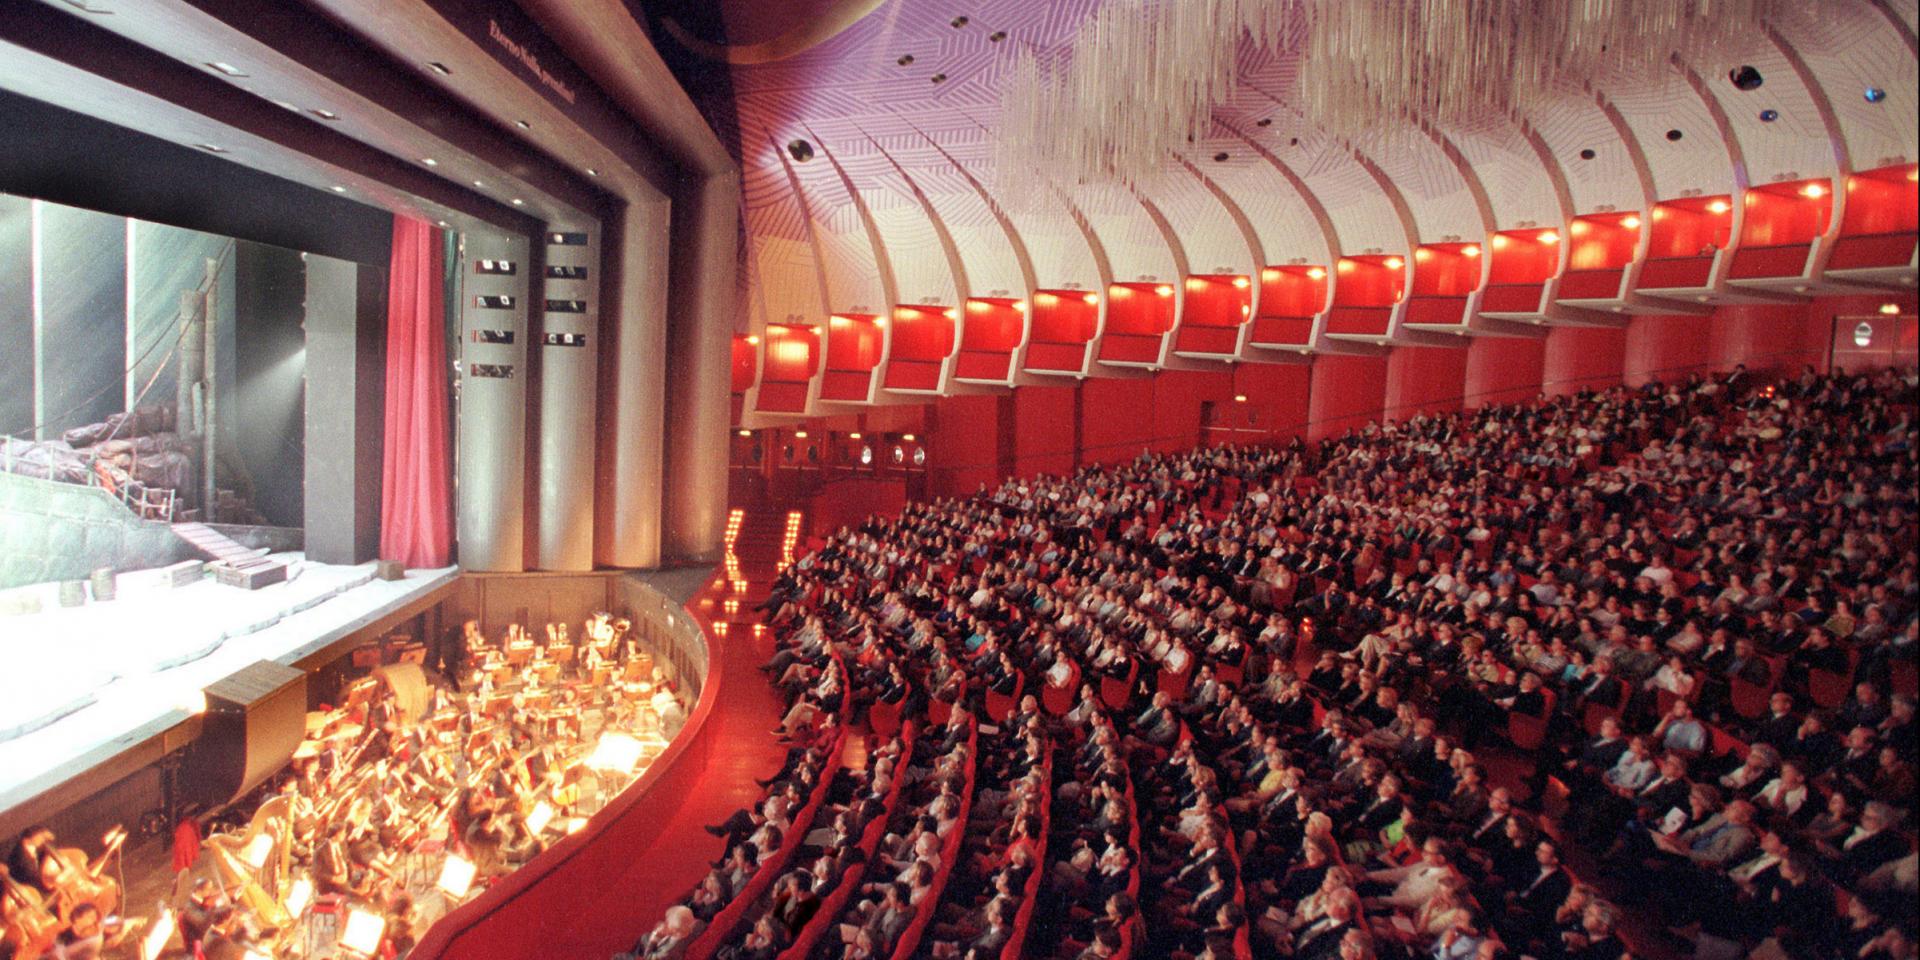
[{"xmin": 0, "ymin": 554, "xmax": 457, "ymax": 830}]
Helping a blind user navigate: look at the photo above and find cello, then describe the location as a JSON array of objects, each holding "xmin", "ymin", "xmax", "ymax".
[{"xmin": 44, "ymin": 826, "xmax": 125, "ymax": 926}]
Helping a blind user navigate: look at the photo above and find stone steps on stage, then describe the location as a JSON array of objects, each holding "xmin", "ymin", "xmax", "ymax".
[{"xmin": 170, "ymin": 522, "xmax": 288, "ymax": 589}]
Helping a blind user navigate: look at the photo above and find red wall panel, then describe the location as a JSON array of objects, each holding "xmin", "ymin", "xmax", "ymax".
[
  {"xmin": 1306, "ymin": 354, "xmax": 1389, "ymax": 442},
  {"xmin": 1150, "ymin": 369, "xmax": 1234, "ymax": 454},
  {"xmin": 1542, "ymin": 325, "xmax": 1626, "ymax": 396},
  {"xmin": 1463, "ymin": 337, "xmax": 1546, "ymax": 408},
  {"xmin": 1382, "ymin": 345, "xmax": 1469, "ymax": 420},
  {"xmin": 1013, "ymin": 384, "xmax": 1078, "ymax": 477},
  {"xmin": 1624, "ymin": 317, "xmax": 1712, "ymax": 386},
  {"xmin": 1225, "ymin": 363, "xmax": 1312, "ymax": 443},
  {"xmin": 1080, "ymin": 376, "xmax": 1156, "ymax": 465}
]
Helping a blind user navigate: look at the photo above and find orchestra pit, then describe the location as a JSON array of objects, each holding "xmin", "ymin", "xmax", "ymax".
[{"xmin": 0, "ymin": 2, "xmax": 1914, "ymax": 960}]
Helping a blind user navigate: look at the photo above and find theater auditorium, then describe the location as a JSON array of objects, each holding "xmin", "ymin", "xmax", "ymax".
[{"xmin": 0, "ymin": 2, "xmax": 1915, "ymax": 959}]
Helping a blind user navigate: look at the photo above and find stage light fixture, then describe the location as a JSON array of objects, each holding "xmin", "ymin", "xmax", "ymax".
[
  {"xmin": 1759, "ymin": 109, "xmax": 1779, "ymax": 123},
  {"xmin": 1864, "ymin": 87, "xmax": 1886, "ymax": 103},
  {"xmin": 1665, "ymin": 129, "xmax": 1683, "ymax": 141},
  {"xmin": 339, "ymin": 909, "xmax": 387, "ymax": 956},
  {"xmin": 1578, "ymin": 148, "xmax": 1596, "ymax": 160},
  {"xmin": 1728, "ymin": 65, "xmax": 1763, "ymax": 90},
  {"xmin": 990, "ymin": 30, "xmax": 1007, "ymax": 42},
  {"xmin": 787, "ymin": 139, "xmax": 815, "ymax": 163},
  {"xmin": 1214, "ymin": 152, "xmax": 1231, "ymax": 162}
]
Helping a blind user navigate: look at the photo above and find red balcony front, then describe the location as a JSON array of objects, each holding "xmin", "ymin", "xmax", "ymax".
[
  {"xmin": 1096, "ymin": 281, "xmax": 1176, "ymax": 364},
  {"xmin": 1728, "ymin": 178, "xmax": 1832, "ymax": 280},
  {"xmin": 1557, "ymin": 214, "xmax": 1642, "ymax": 301},
  {"xmin": 1024, "ymin": 289, "xmax": 1100, "ymax": 373},
  {"xmin": 881, "ymin": 305, "xmax": 956, "ymax": 391},
  {"xmin": 1324, "ymin": 255, "xmax": 1405, "ymax": 336},
  {"xmin": 1636, "ymin": 196, "xmax": 1733, "ymax": 291},
  {"xmin": 1172, "ymin": 274, "xmax": 1251, "ymax": 354}
]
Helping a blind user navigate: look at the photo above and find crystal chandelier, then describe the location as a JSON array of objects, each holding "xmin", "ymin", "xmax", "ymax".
[{"xmin": 995, "ymin": 0, "xmax": 1793, "ymax": 198}]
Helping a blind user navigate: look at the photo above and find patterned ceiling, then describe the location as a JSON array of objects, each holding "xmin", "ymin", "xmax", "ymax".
[{"xmin": 657, "ymin": 0, "xmax": 1918, "ymax": 408}]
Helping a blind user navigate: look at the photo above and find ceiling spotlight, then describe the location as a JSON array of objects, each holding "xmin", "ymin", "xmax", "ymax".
[
  {"xmin": 950, "ymin": 16, "xmax": 969, "ymax": 27},
  {"xmin": 330, "ymin": 185, "xmax": 346, "ymax": 192},
  {"xmin": 1213, "ymin": 152, "xmax": 1231, "ymax": 162},
  {"xmin": 1864, "ymin": 87, "xmax": 1886, "ymax": 103},
  {"xmin": 1256, "ymin": 118, "xmax": 1273, "ymax": 127},
  {"xmin": 1462, "ymin": 244, "xmax": 1481, "ymax": 257},
  {"xmin": 1621, "ymin": 215, "xmax": 1642, "ymax": 229},
  {"xmin": 1082, "ymin": 293, "xmax": 1098, "ymax": 305},
  {"xmin": 989, "ymin": 30, "xmax": 1007, "ymax": 42},
  {"xmin": 586, "ymin": 168, "xmax": 599, "ymax": 176},
  {"xmin": 787, "ymin": 139, "xmax": 815, "ymax": 163},
  {"xmin": 1155, "ymin": 284, "xmax": 1174, "ymax": 297},
  {"xmin": 1306, "ymin": 267, "xmax": 1327, "ymax": 280},
  {"xmin": 1492, "ymin": 234, "xmax": 1510, "ymax": 249},
  {"xmin": 428, "ymin": 61, "xmax": 451, "ymax": 76},
  {"xmin": 1232, "ymin": 276, "xmax": 1251, "ymax": 289},
  {"xmin": 1665, "ymin": 129, "xmax": 1684, "ymax": 141},
  {"xmin": 1536, "ymin": 230, "xmax": 1560, "ymax": 244},
  {"xmin": 1383, "ymin": 256, "xmax": 1405, "ymax": 269},
  {"xmin": 1728, "ymin": 65, "xmax": 1763, "ymax": 91},
  {"xmin": 196, "ymin": 143, "xmax": 228, "ymax": 153},
  {"xmin": 516, "ymin": 120, "xmax": 531, "ymax": 129},
  {"xmin": 421, "ymin": 157, "xmax": 437, "ymax": 166},
  {"xmin": 206, "ymin": 61, "xmax": 246, "ymax": 77},
  {"xmin": 1579, "ymin": 148, "xmax": 1596, "ymax": 160},
  {"xmin": 1879, "ymin": 303, "xmax": 1900, "ymax": 315},
  {"xmin": 1759, "ymin": 109, "xmax": 1779, "ymax": 122},
  {"xmin": 1707, "ymin": 199, "xmax": 1731, "ymax": 214},
  {"xmin": 312, "ymin": 108, "xmax": 339, "ymax": 120},
  {"xmin": 1800, "ymin": 183, "xmax": 1827, "ymax": 199},
  {"xmin": 931, "ymin": 73, "xmax": 948, "ymax": 84}
]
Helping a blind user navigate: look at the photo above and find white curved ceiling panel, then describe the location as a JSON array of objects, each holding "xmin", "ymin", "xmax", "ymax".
[
  {"xmin": 1527, "ymin": 88, "xmax": 1650, "ymax": 214},
  {"xmin": 1354, "ymin": 129, "xmax": 1483, "ymax": 241},
  {"xmin": 1608, "ymin": 69, "xmax": 1736, "ymax": 197},
  {"xmin": 1074, "ymin": 182, "xmax": 1180, "ymax": 282},
  {"xmin": 1293, "ymin": 133, "xmax": 1409, "ymax": 253},
  {"xmin": 1788, "ymin": 0, "xmax": 1918, "ymax": 170},
  {"xmin": 1143, "ymin": 164, "xmax": 1256, "ymax": 276},
  {"xmin": 1205, "ymin": 152, "xmax": 1329, "ymax": 265},
  {"xmin": 1689, "ymin": 41, "xmax": 1837, "ymax": 184},
  {"xmin": 1450, "ymin": 123, "xmax": 1564, "ymax": 228}
]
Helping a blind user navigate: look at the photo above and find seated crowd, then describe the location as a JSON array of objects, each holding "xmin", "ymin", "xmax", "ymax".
[{"xmin": 633, "ymin": 363, "xmax": 1917, "ymax": 960}]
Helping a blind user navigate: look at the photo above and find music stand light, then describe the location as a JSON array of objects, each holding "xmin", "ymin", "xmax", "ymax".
[
  {"xmin": 436, "ymin": 854, "xmax": 478, "ymax": 899},
  {"xmin": 524, "ymin": 801, "xmax": 555, "ymax": 836},
  {"xmin": 242, "ymin": 832, "xmax": 274, "ymax": 870},
  {"xmin": 585, "ymin": 733, "xmax": 643, "ymax": 774},
  {"xmin": 141, "ymin": 908, "xmax": 176, "ymax": 960},
  {"xmin": 284, "ymin": 877, "xmax": 313, "ymax": 918},
  {"xmin": 338, "ymin": 909, "xmax": 387, "ymax": 957}
]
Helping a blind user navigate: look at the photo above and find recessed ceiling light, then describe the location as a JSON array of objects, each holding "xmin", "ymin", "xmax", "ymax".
[
  {"xmin": 511, "ymin": 198, "xmax": 524, "ymax": 205},
  {"xmin": 312, "ymin": 108, "xmax": 339, "ymax": 120},
  {"xmin": 421, "ymin": 157, "xmax": 437, "ymax": 166},
  {"xmin": 989, "ymin": 30, "xmax": 1007, "ymax": 42},
  {"xmin": 896, "ymin": 54, "xmax": 915, "ymax": 66},
  {"xmin": 931, "ymin": 73, "xmax": 947, "ymax": 84},
  {"xmin": 330, "ymin": 185, "xmax": 346, "ymax": 192},
  {"xmin": 515, "ymin": 120, "xmax": 530, "ymax": 129},
  {"xmin": 196, "ymin": 143, "xmax": 227, "ymax": 153},
  {"xmin": 1256, "ymin": 118, "xmax": 1272, "ymax": 127},
  {"xmin": 427, "ymin": 61, "xmax": 451, "ymax": 76},
  {"xmin": 206, "ymin": 61, "xmax": 246, "ymax": 77},
  {"xmin": 1864, "ymin": 86, "xmax": 1886, "ymax": 103}
]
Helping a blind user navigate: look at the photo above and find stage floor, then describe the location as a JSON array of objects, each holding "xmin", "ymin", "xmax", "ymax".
[{"xmin": 0, "ymin": 554, "xmax": 456, "ymax": 812}]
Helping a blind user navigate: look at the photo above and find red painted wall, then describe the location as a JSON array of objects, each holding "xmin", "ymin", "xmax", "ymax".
[
  {"xmin": 1014, "ymin": 384, "xmax": 1078, "ymax": 478},
  {"xmin": 1080, "ymin": 376, "xmax": 1157, "ymax": 465},
  {"xmin": 1542, "ymin": 325, "xmax": 1627, "ymax": 396},
  {"xmin": 1382, "ymin": 345, "xmax": 1470, "ymax": 420},
  {"xmin": 1463, "ymin": 337, "xmax": 1547, "ymax": 408},
  {"xmin": 927, "ymin": 393, "xmax": 1007, "ymax": 498},
  {"xmin": 1307, "ymin": 354, "xmax": 1389, "ymax": 442}
]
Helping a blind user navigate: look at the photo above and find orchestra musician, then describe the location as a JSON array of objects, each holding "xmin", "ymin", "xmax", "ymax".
[{"xmin": 5, "ymin": 829, "xmax": 55, "ymax": 897}]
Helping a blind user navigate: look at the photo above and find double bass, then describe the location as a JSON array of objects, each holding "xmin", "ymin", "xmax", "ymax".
[
  {"xmin": 44, "ymin": 826, "xmax": 126, "ymax": 925},
  {"xmin": 1, "ymin": 865, "xmax": 62, "ymax": 960}
]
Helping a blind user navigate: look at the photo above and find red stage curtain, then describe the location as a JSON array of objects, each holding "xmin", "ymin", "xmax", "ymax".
[{"xmin": 379, "ymin": 217, "xmax": 452, "ymax": 568}]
